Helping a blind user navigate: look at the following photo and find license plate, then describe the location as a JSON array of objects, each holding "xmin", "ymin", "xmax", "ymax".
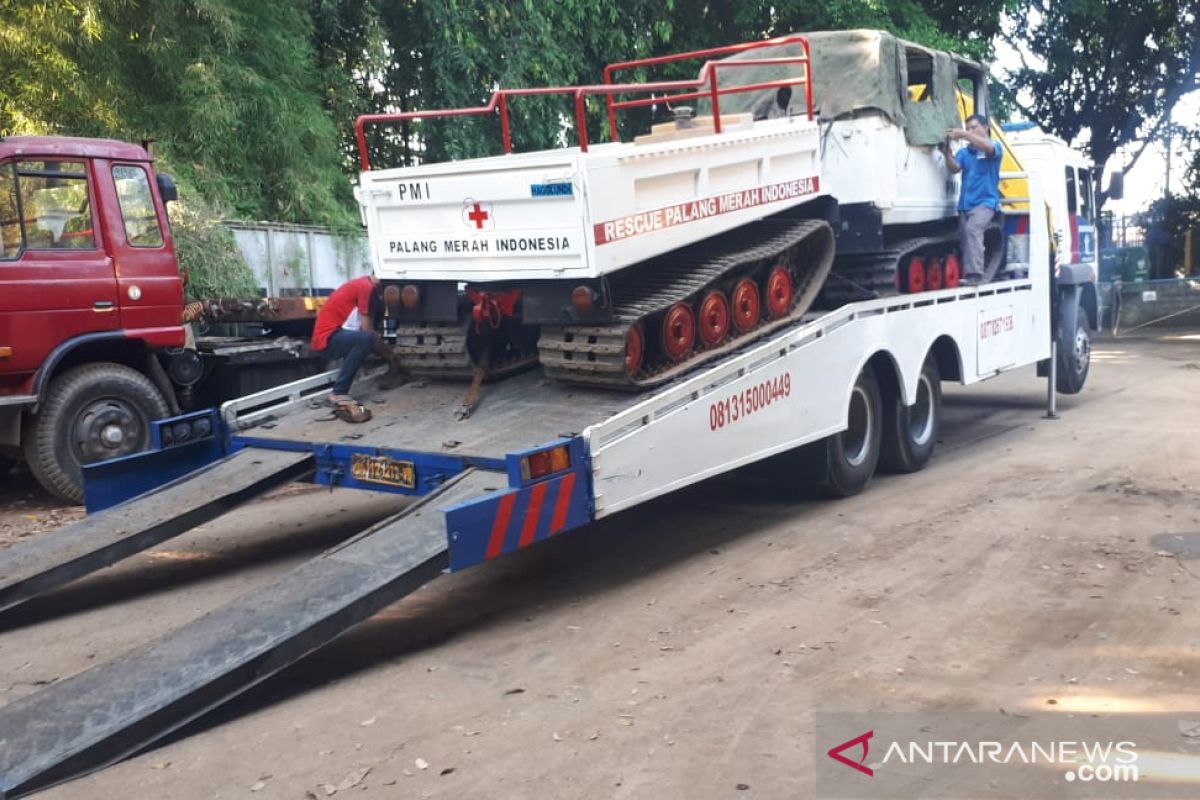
[{"xmin": 350, "ymin": 453, "xmax": 416, "ymax": 489}]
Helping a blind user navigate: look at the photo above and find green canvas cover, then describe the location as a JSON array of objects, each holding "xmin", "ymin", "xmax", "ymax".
[{"xmin": 707, "ymin": 29, "xmax": 963, "ymax": 146}]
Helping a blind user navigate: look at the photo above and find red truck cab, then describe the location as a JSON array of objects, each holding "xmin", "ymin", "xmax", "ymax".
[{"xmin": 0, "ymin": 136, "xmax": 186, "ymax": 501}]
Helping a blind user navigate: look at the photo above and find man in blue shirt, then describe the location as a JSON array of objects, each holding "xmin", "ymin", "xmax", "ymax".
[{"xmin": 938, "ymin": 114, "xmax": 1002, "ymax": 285}]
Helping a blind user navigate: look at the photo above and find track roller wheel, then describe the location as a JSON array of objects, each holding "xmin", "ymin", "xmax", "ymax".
[
  {"xmin": 660, "ymin": 302, "xmax": 696, "ymax": 363},
  {"xmin": 926, "ymin": 258, "xmax": 944, "ymax": 291},
  {"xmin": 624, "ymin": 322, "xmax": 645, "ymax": 377},
  {"xmin": 764, "ymin": 265, "xmax": 794, "ymax": 319},
  {"xmin": 943, "ymin": 253, "xmax": 961, "ymax": 288},
  {"xmin": 731, "ymin": 278, "xmax": 761, "ymax": 333},
  {"xmin": 903, "ymin": 257, "xmax": 927, "ymax": 294},
  {"xmin": 697, "ymin": 291, "xmax": 731, "ymax": 348}
]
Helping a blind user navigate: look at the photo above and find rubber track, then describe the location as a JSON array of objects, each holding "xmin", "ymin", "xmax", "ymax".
[
  {"xmin": 391, "ymin": 322, "xmax": 536, "ymax": 382},
  {"xmin": 821, "ymin": 234, "xmax": 959, "ymax": 304},
  {"xmin": 822, "ymin": 223, "xmax": 1004, "ymax": 304},
  {"xmin": 538, "ymin": 217, "xmax": 834, "ymax": 390}
]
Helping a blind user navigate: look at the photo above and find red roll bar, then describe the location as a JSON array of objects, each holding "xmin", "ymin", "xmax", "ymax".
[
  {"xmin": 354, "ymin": 35, "xmax": 812, "ymax": 171},
  {"xmin": 602, "ymin": 34, "xmax": 814, "ymax": 145}
]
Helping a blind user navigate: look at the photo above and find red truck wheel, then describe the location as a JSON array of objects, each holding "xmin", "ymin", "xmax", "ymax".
[{"xmin": 24, "ymin": 363, "xmax": 169, "ymax": 504}]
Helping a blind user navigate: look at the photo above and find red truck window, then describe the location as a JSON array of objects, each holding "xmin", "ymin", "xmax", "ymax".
[
  {"xmin": 10, "ymin": 160, "xmax": 96, "ymax": 251},
  {"xmin": 0, "ymin": 163, "xmax": 18, "ymax": 259},
  {"xmin": 112, "ymin": 165, "xmax": 164, "ymax": 247}
]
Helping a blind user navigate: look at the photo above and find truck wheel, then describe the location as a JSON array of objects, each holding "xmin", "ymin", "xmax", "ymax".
[
  {"xmin": 879, "ymin": 356, "xmax": 941, "ymax": 473},
  {"xmin": 23, "ymin": 363, "xmax": 170, "ymax": 504},
  {"xmin": 1056, "ymin": 314, "xmax": 1091, "ymax": 395},
  {"xmin": 812, "ymin": 367, "xmax": 882, "ymax": 497}
]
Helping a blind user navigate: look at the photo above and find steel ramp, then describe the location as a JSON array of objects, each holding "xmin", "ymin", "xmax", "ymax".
[
  {"xmin": 0, "ymin": 469, "xmax": 501, "ymax": 800},
  {"xmin": 0, "ymin": 448, "xmax": 313, "ymax": 615}
]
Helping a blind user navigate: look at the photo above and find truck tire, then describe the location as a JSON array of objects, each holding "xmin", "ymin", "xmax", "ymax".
[
  {"xmin": 806, "ymin": 367, "xmax": 882, "ymax": 498},
  {"xmin": 23, "ymin": 363, "xmax": 170, "ymax": 504},
  {"xmin": 879, "ymin": 356, "xmax": 941, "ymax": 473},
  {"xmin": 1056, "ymin": 313, "xmax": 1090, "ymax": 395}
]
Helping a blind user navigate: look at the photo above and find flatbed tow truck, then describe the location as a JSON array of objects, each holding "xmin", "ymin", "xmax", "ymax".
[{"xmin": 0, "ymin": 32, "xmax": 1091, "ymax": 798}]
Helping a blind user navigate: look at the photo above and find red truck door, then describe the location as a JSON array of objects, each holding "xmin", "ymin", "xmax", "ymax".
[
  {"xmin": 100, "ymin": 161, "xmax": 183, "ymax": 335},
  {"xmin": 0, "ymin": 158, "xmax": 119, "ymax": 386}
]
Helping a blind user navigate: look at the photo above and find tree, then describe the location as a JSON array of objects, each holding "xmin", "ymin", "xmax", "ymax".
[
  {"xmin": 0, "ymin": 1, "xmax": 116, "ymax": 135},
  {"xmin": 361, "ymin": 0, "xmax": 1000, "ymax": 168},
  {"xmin": 1, "ymin": 0, "xmax": 358, "ymax": 227},
  {"xmin": 1142, "ymin": 193, "xmax": 1200, "ymax": 277},
  {"xmin": 1001, "ymin": 0, "xmax": 1200, "ymax": 205}
]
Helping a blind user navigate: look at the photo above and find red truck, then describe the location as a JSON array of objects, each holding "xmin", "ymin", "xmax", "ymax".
[{"xmin": 0, "ymin": 136, "xmax": 323, "ymax": 502}]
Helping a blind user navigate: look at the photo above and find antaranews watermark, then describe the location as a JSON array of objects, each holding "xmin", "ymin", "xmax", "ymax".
[{"xmin": 817, "ymin": 712, "xmax": 1195, "ymax": 798}]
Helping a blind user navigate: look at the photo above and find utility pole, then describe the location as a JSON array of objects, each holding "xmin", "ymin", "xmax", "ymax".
[{"xmin": 1186, "ymin": 227, "xmax": 1194, "ymax": 275}]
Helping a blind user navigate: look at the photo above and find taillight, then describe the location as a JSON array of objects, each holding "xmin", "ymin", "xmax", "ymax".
[
  {"xmin": 520, "ymin": 445, "xmax": 571, "ymax": 481},
  {"xmin": 571, "ymin": 285, "xmax": 596, "ymax": 312},
  {"xmin": 401, "ymin": 284, "xmax": 421, "ymax": 309},
  {"xmin": 383, "ymin": 284, "xmax": 401, "ymax": 307}
]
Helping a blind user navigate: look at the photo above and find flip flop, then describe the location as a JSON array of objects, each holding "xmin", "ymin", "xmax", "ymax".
[{"xmin": 333, "ymin": 403, "xmax": 373, "ymax": 424}]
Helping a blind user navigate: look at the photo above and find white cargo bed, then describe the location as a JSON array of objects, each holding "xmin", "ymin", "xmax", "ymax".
[{"xmin": 356, "ymin": 116, "xmax": 821, "ymax": 282}]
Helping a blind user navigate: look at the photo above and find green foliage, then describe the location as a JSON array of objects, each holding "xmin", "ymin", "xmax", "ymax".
[
  {"xmin": 159, "ymin": 163, "xmax": 259, "ymax": 301},
  {"xmin": 1142, "ymin": 193, "xmax": 1200, "ymax": 277},
  {"xmin": 0, "ymin": 1, "xmax": 119, "ymax": 134},
  {"xmin": 1002, "ymin": 0, "xmax": 1200, "ymax": 204},
  {"xmin": 1, "ymin": 0, "xmax": 356, "ymax": 228},
  {"xmin": 359, "ymin": 0, "xmax": 1001, "ymax": 167},
  {"xmin": 2, "ymin": 0, "xmax": 1009, "ymax": 272}
]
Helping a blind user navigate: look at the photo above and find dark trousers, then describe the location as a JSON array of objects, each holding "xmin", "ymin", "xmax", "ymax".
[
  {"xmin": 958, "ymin": 206, "xmax": 995, "ymax": 278},
  {"xmin": 323, "ymin": 329, "xmax": 375, "ymax": 395}
]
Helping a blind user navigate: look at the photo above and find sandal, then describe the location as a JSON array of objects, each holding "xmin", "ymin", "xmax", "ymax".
[{"xmin": 333, "ymin": 402, "xmax": 373, "ymax": 424}]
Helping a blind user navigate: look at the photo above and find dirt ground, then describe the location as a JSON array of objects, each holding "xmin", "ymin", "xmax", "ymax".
[{"xmin": 1, "ymin": 331, "xmax": 1198, "ymax": 799}]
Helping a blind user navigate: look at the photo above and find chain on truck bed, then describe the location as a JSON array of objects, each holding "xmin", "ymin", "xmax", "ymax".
[{"xmin": 539, "ymin": 217, "xmax": 834, "ymax": 390}]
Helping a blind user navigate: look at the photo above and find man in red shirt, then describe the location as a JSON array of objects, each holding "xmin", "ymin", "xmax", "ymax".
[{"xmin": 311, "ymin": 275, "xmax": 402, "ymax": 421}]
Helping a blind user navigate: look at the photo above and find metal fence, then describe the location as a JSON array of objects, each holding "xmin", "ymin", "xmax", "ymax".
[
  {"xmin": 1100, "ymin": 277, "xmax": 1200, "ymax": 333},
  {"xmin": 224, "ymin": 221, "xmax": 370, "ymax": 297}
]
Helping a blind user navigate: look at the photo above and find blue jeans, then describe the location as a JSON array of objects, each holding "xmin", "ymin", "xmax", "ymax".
[{"xmin": 323, "ymin": 329, "xmax": 375, "ymax": 395}]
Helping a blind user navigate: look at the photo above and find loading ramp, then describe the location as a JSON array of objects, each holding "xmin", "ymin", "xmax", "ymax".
[
  {"xmin": 0, "ymin": 469, "xmax": 499, "ymax": 799},
  {"xmin": 0, "ymin": 448, "xmax": 313, "ymax": 615}
]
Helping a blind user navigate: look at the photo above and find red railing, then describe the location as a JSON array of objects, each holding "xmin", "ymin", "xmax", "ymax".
[
  {"xmin": 354, "ymin": 34, "xmax": 812, "ymax": 170},
  {"xmin": 602, "ymin": 34, "xmax": 813, "ymax": 143}
]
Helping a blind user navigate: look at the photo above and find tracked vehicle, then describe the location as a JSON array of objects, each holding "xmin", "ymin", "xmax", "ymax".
[{"xmin": 355, "ymin": 32, "xmax": 1005, "ymax": 389}]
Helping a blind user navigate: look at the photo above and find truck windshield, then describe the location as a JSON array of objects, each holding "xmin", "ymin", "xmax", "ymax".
[{"xmin": 13, "ymin": 161, "xmax": 95, "ymax": 250}]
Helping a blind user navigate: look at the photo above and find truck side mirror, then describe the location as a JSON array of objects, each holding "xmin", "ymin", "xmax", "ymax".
[
  {"xmin": 1107, "ymin": 170, "xmax": 1124, "ymax": 201},
  {"xmin": 156, "ymin": 173, "xmax": 178, "ymax": 204}
]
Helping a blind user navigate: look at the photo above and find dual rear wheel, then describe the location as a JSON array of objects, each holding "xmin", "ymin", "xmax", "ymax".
[{"xmin": 799, "ymin": 354, "xmax": 942, "ymax": 497}]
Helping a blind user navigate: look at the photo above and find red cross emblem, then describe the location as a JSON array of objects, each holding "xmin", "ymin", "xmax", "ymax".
[{"xmin": 463, "ymin": 199, "xmax": 494, "ymax": 230}]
